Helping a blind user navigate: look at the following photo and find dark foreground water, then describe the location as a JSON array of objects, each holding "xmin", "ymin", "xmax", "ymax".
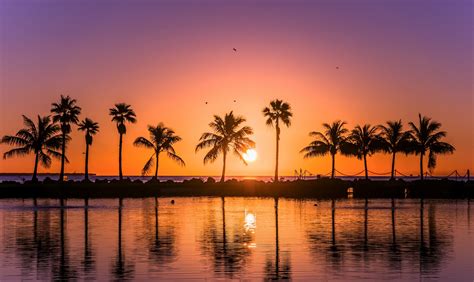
[{"xmin": 0, "ymin": 198, "xmax": 472, "ymax": 281}]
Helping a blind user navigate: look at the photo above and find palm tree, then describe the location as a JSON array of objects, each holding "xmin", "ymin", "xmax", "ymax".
[
  {"xmin": 78, "ymin": 118, "xmax": 99, "ymax": 182},
  {"xmin": 379, "ymin": 120, "xmax": 412, "ymax": 180},
  {"xmin": 109, "ymin": 103, "xmax": 137, "ymax": 181},
  {"xmin": 195, "ymin": 111, "xmax": 255, "ymax": 182},
  {"xmin": 51, "ymin": 95, "xmax": 82, "ymax": 181},
  {"xmin": 408, "ymin": 114, "xmax": 455, "ymax": 180},
  {"xmin": 133, "ymin": 123, "xmax": 185, "ymax": 179},
  {"xmin": 1, "ymin": 115, "xmax": 64, "ymax": 182},
  {"xmin": 300, "ymin": 120, "xmax": 350, "ymax": 179},
  {"xmin": 347, "ymin": 124, "xmax": 384, "ymax": 180},
  {"xmin": 263, "ymin": 99, "xmax": 293, "ymax": 182}
]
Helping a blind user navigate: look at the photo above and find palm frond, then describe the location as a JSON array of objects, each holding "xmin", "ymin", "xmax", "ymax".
[
  {"xmin": 167, "ymin": 152, "xmax": 186, "ymax": 166},
  {"xmin": 1, "ymin": 135, "xmax": 30, "ymax": 147},
  {"xmin": 203, "ymin": 146, "xmax": 221, "ymax": 164},
  {"xmin": 38, "ymin": 151, "xmax": 52, "ymax": 168},
  {"xmin": 3, "ymin": 147, "xmax": 31, "ymax": 159},
  {"xmin": 141, "ymin": 154, "xmax": 155, "ymax": 176},
  {"xmin": 195, "ymin": 138, "xmax": 219, "ymax": 152},
  {"xmin": 134, "ymin": 136, "xmax": 155, "ymax": 149}
]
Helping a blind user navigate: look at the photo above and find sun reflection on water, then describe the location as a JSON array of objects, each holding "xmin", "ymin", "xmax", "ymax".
[{"xmin": 244, "ymin": 210, "xmax": 257, "ymax": 248}]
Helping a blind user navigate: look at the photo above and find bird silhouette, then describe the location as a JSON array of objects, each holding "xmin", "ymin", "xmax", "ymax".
[
  {"xmin": 171, "ymin": 200, "xmax": 175, "ymax": 204},
  {"xmin": 233, "ymin": 100, "xmax": 236, "ymax": 102},
  {"xmin": 233, "ymin": 48, "xmax": 237, "ymax": 52},
  {"xmin": 336, "ymin": 66, "xmax": 340, "ymax": 69},
  {"xmin": 205, "ymin": 101, "xmax": 208, "ymax": 104}
]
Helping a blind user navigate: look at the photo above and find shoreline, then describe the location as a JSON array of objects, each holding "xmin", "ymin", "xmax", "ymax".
[{"xmin": 0, "ymin": 178, "xmax": 472, "ymax": 199}]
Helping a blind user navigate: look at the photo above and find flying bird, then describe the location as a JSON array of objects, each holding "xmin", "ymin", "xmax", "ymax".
[
  {"xmin": 233, "ymin": 100, "xmax": 236, "ymax": 102},
  {"xmin": 336, "ymin": 66, "xmax": 340, "ymax": 69},
  {"xmin": 233, "ymin": 48, "xmax": 237, "ymax": 52}
]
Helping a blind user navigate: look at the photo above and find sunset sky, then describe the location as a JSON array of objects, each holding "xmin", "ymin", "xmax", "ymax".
[{"xmin": 0, "ymin": 0, "xmax": 472, "ymax": 177}]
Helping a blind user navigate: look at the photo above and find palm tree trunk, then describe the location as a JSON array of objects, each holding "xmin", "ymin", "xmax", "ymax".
[
  {"xmin": 390, "ymin": 152, "xmax": 396, "ymax": 180},
  {"xmin": 363, "ymin": 153, "xmax": 368, "ymax": 180},
  {"xmin": 119, "ymin": 133, "xmax": 123, "ymax": 181},
  {"xmin": 420, "ymin": 152, "xmax": 424, "ymax": 180},
  {"xmin": 154, "ymin": 153, "xmax": 159, "ymax": 179},
  {"xmin": 331, "ymin": 153, "xmax": 335, "ymax": 179},
  {"xmin": 275, "ymin": 121, "xmax": 280, "ymax": 183},
  {"xmin": 32, "ymin": 152, "xmax": 39, "ymax": 182},
  {"xmin": 59, "ymin": 131, "xmax": 66, "ymax": 182},
  {"xmin": 220, "ymin": 151, "xmax": 227, "ymax": 182},
  {"xmin": 84, "ymin": 143, "xmax": 90, "ymax": 181}
]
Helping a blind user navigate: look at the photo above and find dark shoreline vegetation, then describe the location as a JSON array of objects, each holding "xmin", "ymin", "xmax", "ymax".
[{"xmin": 0, "ymin": 178, "xmax": 472, "ymax": 199}]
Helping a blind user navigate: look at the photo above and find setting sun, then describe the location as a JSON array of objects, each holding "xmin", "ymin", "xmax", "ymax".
[{"xmin": 243, "ymin": 149, "xmax": 258, "ymax": 163}]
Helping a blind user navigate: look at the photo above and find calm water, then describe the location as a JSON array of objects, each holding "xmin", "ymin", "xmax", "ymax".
[{"xmin": 0, "ymin": 198, "xmax": 472, "ymax": 281}]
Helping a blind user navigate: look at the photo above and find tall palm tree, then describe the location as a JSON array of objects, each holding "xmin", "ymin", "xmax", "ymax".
[
  {"xmin": 78, "ymin": 118, "xmax": 99, "ymax": 182},
  {"xmin": 109, "ymin": 103, "xmax": 136, "ymax": 181},
  {"xmin": 300, "ymin": 120, "xmax": 350, "ymax": 179},
  {"xmin": 408, "ymin": 114, "xmax": 455, "ymax": 180},
  {"xmin": 133, "ymin": 123, "xmax": 185, "ymax": 179},
  {"xmin": 379, "ymin": 120, "xmax": 412, "ymax": 180},
  {"xmin": 51, "ymin": 95, "xmax": 81, "ymax": 181},
  {"xmin": 1, "ymin": 115, "xmax": 64, "ymax": 182},
  {"xmin": 263, "ymin": 99, "xmax": 293, "ymax": 182},
  {"xmin": 195, "ymin": 111, "xmax": 255, "ymax": 182},
  {"xmin": 347, "ymin": 124, "xmax": 384, "ymax": 180}
]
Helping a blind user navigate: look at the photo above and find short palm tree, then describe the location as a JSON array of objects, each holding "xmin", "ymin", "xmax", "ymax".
[
  {"xmin": 347, "ymin": 124, "xmax": 384, "ymax": 180},
  {"xmin": 408, "ymin": 114, "xmax": 455, "ymax": 180},
  {"xmin": 78, "ymin": 118, "xmax": 99, "ymax": 182},
  {"xmin": 109, "ymin": 103, "xmax": 137, "ymax": 181},
  {"xmin": 379, "ymin": 120, "xmax": 412, "ymax": 180},
  {"xmin": 51, "ymin": 95, "xmax": 81, "ymax": 181},
  {"xmin": 263, "ymin": 99, "xmax": 293, "ymax": 182},
  {"xmin": 196, "ymin": 111, "xmax": 255, "ymax": 182},
  {"xmin": 134, "ymin": 123, "xmax": 185, "ymax": 179},
  {"xmin": 300, "ymin": 120, "xmax": 350, "ymax": 179},
  {"xmin": 1, "ymin": 115, "xmax": 64, "ymax": 182}
]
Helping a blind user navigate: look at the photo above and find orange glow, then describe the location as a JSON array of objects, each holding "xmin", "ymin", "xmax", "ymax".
[{"xmin": 0, "ymin": 2, "xmax": 472, "ymax": 177}]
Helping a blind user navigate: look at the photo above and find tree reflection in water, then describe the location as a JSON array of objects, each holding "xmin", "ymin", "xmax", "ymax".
[
  {"xmin": 0, "ymin": 198, "xmax": 463, "ymax": 280},
  {"xmin": 148, "ymin": 197, "xmax": 177, "ymax": 265},
  {"xmin": 200, "ymin": 197, "xmax": 254, "ymax": 279},
  {"xmin": 264, "ymin": 197, "xmax": 291, "ymax": 280},
  {"xmin": 82, "ymin": 198, "xmax": 95, "ymax": 276},
  {"xmin": 52, "ymin": 199, "xmax": 77, "ymax": 280},
  {"xmin": 305, "ymin": 199, "xmax": 453, "ymax": 278},
  {"xmin": 111, "ymin": 198, "xmax": 134, "ymax": 280}
]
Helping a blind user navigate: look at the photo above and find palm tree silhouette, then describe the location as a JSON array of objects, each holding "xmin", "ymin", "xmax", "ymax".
[
  {"xmin": 133, "ymin": 123, "xmax": 185, "ymax": 180},
  {"xmin": 195, "ymin": 111, "xmax": 255, "ymax": 182},
  {"xmin": 51, "ymin": 95, "xmax": 81, "ymax": 182},
  {"xmin": 1, "ymin": 115, "xmax": 63, "ymax": 182},
  {"xmin": 300, "ymin": 120, "xmax": 350, "ymax": 178},
  {"xmin": 408, "ymin": 114, "xmax": 455, "ymax": 180},
  {"xmin": 347, "ymin": 124, "xmax": 384, "ymax": 180},
  {"xmin": 109, "ymin": 103, "xmax": 137, "ymax": 181},
  {"xmin": 379, "ymin": 120, "xmax": 412, "ymax": 180},
  {"xmin": 78, "ymin": 118, "xmax": 99, "ymax": 182},
  {"xmin": 263, "ymin": 99, "xmax": 293, "ymax": 182}
]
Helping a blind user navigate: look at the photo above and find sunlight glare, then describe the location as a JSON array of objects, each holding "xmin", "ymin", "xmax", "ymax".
[{"xmin": 242, "ymin": 149, "xmax": 257, "ymax": 162}]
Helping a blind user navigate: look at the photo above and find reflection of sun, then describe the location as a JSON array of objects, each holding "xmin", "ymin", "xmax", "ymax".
[
  {"xmin": 244, "ymin": 210, "xmax": 256, "ymax": 233},
  {"xmin": 243, "ymin": 149, "xmax": 257, "ymax": 162}
]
